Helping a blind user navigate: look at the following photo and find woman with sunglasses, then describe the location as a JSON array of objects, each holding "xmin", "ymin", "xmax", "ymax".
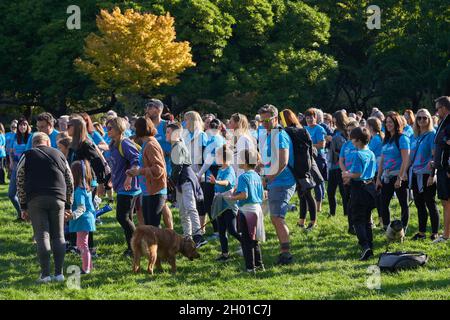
[
  {"xmin": 409, "ymin": 109, "xmax": 439, "ymax": 241},
  {"xmin": 376, "ymin": 112, "xmax": 410, "ymax": 232},
  {"xmin": 9, "ymin": 117, "xmax": 31, "ymax": 221}
]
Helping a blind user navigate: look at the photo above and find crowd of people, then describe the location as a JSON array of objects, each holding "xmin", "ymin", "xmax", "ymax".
[{"xmin": 1, "ymin": 95, "xmax": 449, "ymax": 282}]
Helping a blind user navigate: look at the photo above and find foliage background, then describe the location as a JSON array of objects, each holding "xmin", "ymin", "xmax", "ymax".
[{"xmin": 0, "ymin": 0, "xmax": 449, "ymax": 121}]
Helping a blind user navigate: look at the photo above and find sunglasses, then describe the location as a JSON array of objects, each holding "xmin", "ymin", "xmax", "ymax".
[
  {"xmin": 416, "ymin": 116, "xmax": 429, "ymax": 121},
  {"xmin": 106, "ymin": 126, "xmax": 113, "ymax": 131},
  {"xmin": 261, "ymin": 116, "xmax": 276, "ymax": 123}
]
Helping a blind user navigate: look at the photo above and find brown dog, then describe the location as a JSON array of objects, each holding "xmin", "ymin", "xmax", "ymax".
[{"xmin": 131, "ymin": 225, "xmax": 200, "ymax": 274}]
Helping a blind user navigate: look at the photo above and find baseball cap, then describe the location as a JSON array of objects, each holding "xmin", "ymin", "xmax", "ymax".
[{"xmin": 145, "ymin": 99, "xmax": 164, "ymax": 110}]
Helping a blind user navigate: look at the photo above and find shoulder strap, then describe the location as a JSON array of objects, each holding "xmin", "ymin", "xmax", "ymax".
[{"xmin": 410, "ymin": 132, "xmax": 432, "ymax": 166}]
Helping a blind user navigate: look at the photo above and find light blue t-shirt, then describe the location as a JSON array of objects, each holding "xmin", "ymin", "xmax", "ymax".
[
  {"xmin": 350, "ymin": 148, "xmax": 377, "ymax": 181},
  {"xmin": 403, "ymin": 125, "xmax": 414, "ymax": 138},
  {"xmin": 155, "ymin": 120, "xmax": 172, "ymax": 175},
  {"xmin": 410, "ymin": 130, "xmax": 435, "ymax": 172},
  {"xmin": 69, "ymin": 187, "xmax": 96, "ymax": 233},
  {"xmin": 26, "ymin": 129, "xmax": 59, "ymax": 150},
  {"xmin": 5, "ymin": 132, "xmax": 15, "ymax": 155},
  {"xmin": 306, "ymin": 125, "xmax": 327, "ymax": 154},
  {"xmin": 236, "ymin": 170, "xmax": 264, "ymax": 207},
  {"xmin": 368, "ymin": 134, "xmax": 383, "ymax": 158},
  {"xmin": 260, "ymin": 128, "xmax": 295, "ymax": 189},
  {"xmin": 88, "ymin": 131, "xmax": 105, "ymax": 146},
  {"xmin": 0, "ymin": 134, "xmax": 6, "ymax": 158},
  {"xmin": 215, "ymin": 166, "xmax": 236, "ymax": 194},
  {"xmin": 204, "ymin": 133, "xmax": 225, "ymax": 180},
  {"xmin": 11, "ymin": 136, "xmax": 29, "ymax": 163},
  {"xmin": 381, "ymin": 135, "xmax": 410, "ymax": 171},
  {"xmin": 339, "ymin": 140, "xmax": 358, "ymax": 171}
]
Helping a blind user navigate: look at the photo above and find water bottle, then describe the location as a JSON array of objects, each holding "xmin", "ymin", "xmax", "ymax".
[{"xmin": 95, "ymin": 205, "xmax": 113, "ymax": 218}]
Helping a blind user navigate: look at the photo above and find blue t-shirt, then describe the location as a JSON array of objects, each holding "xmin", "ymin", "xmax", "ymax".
[
  {"xmin": 69, "ymin": 187, "xmax": 96, "ymax": 233},
  {"xmin": 260, "ymin": 128, "xmax": 295, "ymax": 189},
  {"xmin": 5, "ymin": 132, "xmax": 15, "ymax": 155},
  {"xmin": 339, "ymin": 140, "xmax": 357, "ymax": 171},
  {"xmin": 381, "ymin": 135, "xmax": 410, "ymax": 171},
  {"xmin": 186, "ymin": 130, "xmax": 208, "ymax": 166},
  {"xmin": 0, "ymin": 134, "xmax": 6, "ymax": 158},
  {"xmin": 155, "ymin": 120, "xmax": 172, "ymax": 175},
  {"xmin": 368, "ymin": 134, "xmax": 383, "ymax": 158},
  {"xmin": 88, "ymin": 131, "xmax": 105, "ymax": 146},
  {"xmin": 350, "ymin": 148, "xmax": 377, "ymax": 181},
  {"xmin": 306, "ymin": 125, "xmax": 327, "ymax": 154},
  {"xmin": 410, "ymin": 130, "xmax": 435, "ymax": 172},
  {"xmin": 403, "ymin": 125, "xmax": 414, "ymax": 138},
  {"xmin": 235, "ymin": 170, "xmax": 264, "ymax": 207},
  {"xmin": 11, "ymin": 135, "xmax": 29, "ymax": 163},
  {"xmin": 26, "ymin": 129, "xmax": 59, "ymax": 151},
  {"xmin": 204, "ymin": 134, "xmax": 225, "ymax": 180},
  {"xmin": 215, "ymin": 166, "xmax": 236, "ymax": 194}
]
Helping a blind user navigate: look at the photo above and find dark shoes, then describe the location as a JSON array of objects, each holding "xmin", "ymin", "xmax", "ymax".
[
  {"xmin": 216, "ymin": 254, "xmax": 230, "ymax": 262},
  {"xmin": 412, "ymin": 233, "xmax": 426, "ymax": 241},
  {"xmin": 348, "ymin": 226, "xmax": 356, "ymax": 235},
  {"xmin": 305, "ymin": 223, "xmax": 317, "ymax": 232},
  {"xmin": 193, "ymin": 235, "xmax": 208, "ymax": 248},
  {"xmin": 359, "ymin": 248, "xmax": 374, "ymax": 261},
  {"xmin": 276, "ymin": 252, "xmax": 294, "ymax": 265}
]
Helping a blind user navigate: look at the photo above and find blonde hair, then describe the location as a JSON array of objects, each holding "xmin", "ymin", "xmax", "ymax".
[
  {"xmin": 106, "ymin": 117, "xmax": 127, "ymax": 146},
  {"xmin": 184, "ymin": 111, "xmax": 204, "ymax": 133},
  {"xmin": 413, "ymin": 108, "xmax": 434, "ymax": 137},
  {"xmin": 230, "ymin": 113, "xmax": 251, "ymax": 141}
]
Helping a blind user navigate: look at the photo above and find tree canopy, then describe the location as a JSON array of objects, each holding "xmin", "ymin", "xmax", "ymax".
[{"xmin": 0, "ymin": 0, "xmax": 449, "ymax": 120}]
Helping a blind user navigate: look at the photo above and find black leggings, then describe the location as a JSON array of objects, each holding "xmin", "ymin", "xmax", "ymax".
[
  {"xmin": 142, "ymin": 194, "xmax": 166, "ymax": 228},
  {"xmin": 381, "ymin": 177, "xmax": 410, "ymax": 229},
  {"xmin": 217, "ymin": 209, "xmax": 241, "ymax": 254},
  {"xmin": 202, "ymin": 166, "xmax": 219, "ymax": 233},
  {"xmin": 238, "ymin": 212, "xmax": 262, "ymax": 270},
  {"xmin": 116, "ymin": 194, "xmax": 137, "ymax": 250},
  {"xmin": 0, "ymin": 158, "xmax": 5, "ymax": 184},
  {"xmin": 327, "ymin": 168, "xmax": 347, "ymax": 216},
  {"xmin": 412, "ymin": 174, "xmax": 440, "ymax": 234},
  {"xmin": 299, "ymin": 188, "xmax": 316, "ymax": 221}
]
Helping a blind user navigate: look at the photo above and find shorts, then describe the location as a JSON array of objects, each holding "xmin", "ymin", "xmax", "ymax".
[
  {"xmin": 436, "ymin": 169, "xmax": 450, "ymax": 201},
  {"xmin": 268, "ymin": 185, "xmax": 296, "ymax": 219}
]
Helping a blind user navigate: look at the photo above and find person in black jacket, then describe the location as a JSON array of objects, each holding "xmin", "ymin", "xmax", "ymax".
[
  {"xmin": 67, "ymin": 116, "xmax": 107, "ymax": 256},
  {"xmin": 432, "ymin": 96, "xmax": 450, "ymax": 243},
  {"xmin": 16, "ymin": 132, "xmax": 74, "ymax": 283}
]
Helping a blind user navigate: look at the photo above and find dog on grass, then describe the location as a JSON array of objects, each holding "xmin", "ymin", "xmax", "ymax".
[
  {"xmin": 386, "ymin": 220, "xmax": 405, "ymax": 243},
  {"xmin": 131, "ymin": 225, "xmax": 200, "ymax": 275}
]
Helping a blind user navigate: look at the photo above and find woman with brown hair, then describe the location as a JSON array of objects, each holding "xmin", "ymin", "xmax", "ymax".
[
  {"xmin": 9, "ymin": 117, "xmax": 31, "ymax": 220},
  {"xmin": 80, "ymin": 113, "xmax": 109, "ymax": 152},
  {"xmin": 279, "ymin": 108, "xmax": 320, "ymax": 231},
  {"xmin": 127, "ymin": 117, "xmax": 168, "ymax": 229},
  {"xmin": 376, "ymin": 112, "xmax": 411, "ymax": 231},
  {"xmin": 403, "ymin": 109, "xmax": 415, "ymax": 138}
]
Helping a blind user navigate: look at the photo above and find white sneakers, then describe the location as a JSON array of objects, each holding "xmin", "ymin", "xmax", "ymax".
[
  {"xmin": 36, "ymin": 274, "xmax": 65, "ymax": 284},
  {"xmin": 433, "ymin": 236, "xmax": 449, "ymax": 244}
]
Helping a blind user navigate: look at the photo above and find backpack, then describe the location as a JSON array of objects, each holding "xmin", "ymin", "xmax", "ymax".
[
  {"xmin": 283, "ymin": 126, "xmax": 313, "ymax": 179},
  {"xmin": 118, "ymin": 138, "xmax": 142, "ymax": 158},
  {"xmin": 378, "ymin": 251, "xmax": 428, "ymax": 272}
]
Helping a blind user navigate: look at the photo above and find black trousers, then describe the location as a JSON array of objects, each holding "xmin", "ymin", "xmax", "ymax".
[
  {"xmin": 202, "ymin": 166, "xmax": 219, "ymax": 233},
  {"xmin": 142, "ymin": 194, "xmax": 166, "ymax": 228},
  {"xmin": 217, "ymin": 209, "xmax": 241, "ymax": 254},
  {"xmin": 299, "ymin": 188, "xmax": 316, "ymax": 221},
  {"xmin": 381, "ymin": 176, "xmax": 410, "ymax": 229},
  {"xmin": 116, "ymin": 194, "xmax": 137, "ymax": 250},
  {"xmin": 412, "ymin": 174, "xmax": 440, "ymax": 234},
  {"xmin": 327, "ymin": 168, "xmax": 348, "ymax": 216},
  {"xmin": 238, "ymin": 212, "xmax": 262, "ymax": 270},
  {"xmin": 343, "ymin": 184, "xmax": 352, "ymax": 228},
  {"xmin": 0, "ymin": 157, "xmax": 5, "ymax": 184},
  {"xmin": 350, "ymin": 181, "xmax": 376, "ymax": 250}
]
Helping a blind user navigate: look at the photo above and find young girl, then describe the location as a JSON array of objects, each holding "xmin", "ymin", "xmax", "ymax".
[
  {"xmin": 67, "ymin": 160, "xmax": 96, "ymax": 274},
  {"xmin": 209, "ymin": 145, "xmax": 241, "ymax": 262},
  {"xmin": 227, "ymin": 149, "xmax": 265, "ymax": 273}
]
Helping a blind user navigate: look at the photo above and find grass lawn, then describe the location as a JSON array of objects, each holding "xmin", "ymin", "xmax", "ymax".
[{"xmin": 0, "ymin": 183, "xmax": 449, "ymax": 300}]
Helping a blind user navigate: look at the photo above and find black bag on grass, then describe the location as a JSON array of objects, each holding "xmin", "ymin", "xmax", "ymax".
[{"xmin": 378, "ymin": 251, "xmax": 428, "ymax": 272}]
